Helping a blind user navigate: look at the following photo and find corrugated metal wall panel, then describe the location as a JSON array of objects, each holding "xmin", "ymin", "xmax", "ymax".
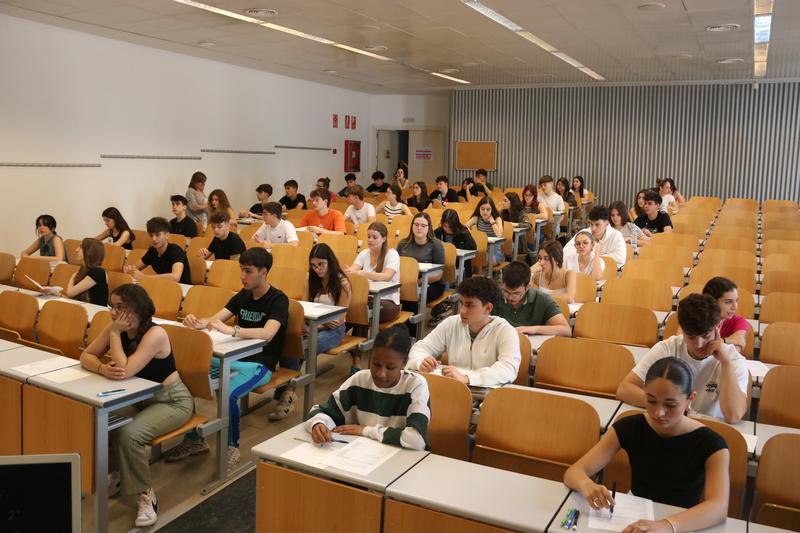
[{"xmin": 449, "ymin": 84, "xmax": 800, "ymax": 204}]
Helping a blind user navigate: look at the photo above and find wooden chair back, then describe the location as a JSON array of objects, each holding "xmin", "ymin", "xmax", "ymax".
[
  {"xmin": 207, "ymin": 259, "xmax": 242, "ymax": 292},
  {"xmin": 424, "ymin": 208, "xmax": 444, "ymax": 229},
  {"xmin": 762, "ymin": 200, "xmax": 798, "ymax": 212},
  {"xmin": 600, "ymin": 256, "xmax": 616, "ymax": 281},
  {"xmin": 762, "ymin": 228, "xmax": 800, "ymax": 242},
  {"xmin": 574, "ymin": 302, "xmax": 659, "ymax": 347},
  {"xmin": 131, "ymin": 229, "xmax": 150, "ymax": 250},
  {"xmin": 704, "ymin": 235, "xmax": 758, "ymax": 254},
  {"xmin": 650, "ymin": 232, "xmax": 701, "ymax": 251},
  {"xmin": 602, "ymin": 277, "xmax": 673, "ymax": 312},
  {"xmin": 167, "ymin": 233, "xmax": 187, "ymax": 249},
  {"xmin": 574, "ymin": 272, "xmax": 597, "ymax": 303},
  {"xmin": 420, "ymin": 373, "xmax": 472, "ymax": 461},
  {"xmin": 763, "ymin": 213, "xmax": 800, "ymax": 231},
  {"xmin": 723, "ymin": 198, "xmax": 759, "ymax": 211},
  {"xmin": 125, "ymin": 249, "xmax": 146, "ymax": 270},
  {"xmin": 107, "ymin": 271, "xmax": 133, "ymax": 295},
  {"xmin": 182, "ymin": 285, "xmax": 235, "ymax": 325},
  {"xmin": 138, "ymin": 276, "xmax": 182, "ymax": 321},
  {"xmin": 696, "ymin": 249, "xmax": 758, "ymax": 273},
  {"xmin": 623, "ymin": 259, "xmax": 685, "ymax": 287},
  {"xmin": 295, "ymin": 230, "xmax": 314, "ymax": 249},
  {"xmin": 161, "ymin": 324, "xmax": 213, "ymax": 400},
  {"xmin": 759, "ymin": 366, "xmax": 800, "ymax": 429},
  {"xmin": 62, "ymin": 239, "xmax": 82, "ymax": 265},
  {"xmin": 86, "ymin": 310, "xmax": 112, "ymax": 346},
  {"xmin": 398, "ymin": 257, "xmax": 420, "ymax": 303},
  {"xmin": 37, "ymin": 300, "xmax": 88, "ymax": 359},
  {"xmin": 345, "ymin": 273, "xmax": 370, "ymax": 326},
  {"xmin": 552, "ymin": 296, "xmax": 571, "ymax": 321},
  {"xmin": 186, "ymin": 235, "xmax": 213, "ymax": 258},
  {"xmin": 317, "ymin": 234, "xmax": 358, "ymax": 266},
  {"xmin": 389, "ymin": 215, "xmax": 412, "ymax": 238},
  {"xmin": 515, "ymin": 333, "xmax": 532, "ymax": 386},
  {"xmin": 468, "ymin": 229, "xmax": 488, "ymax": 270},
  {"xmin": 762, "ymin": 253, "xmax": 800, "ymax": 273},
  {"xmin": 637, "ymin": 245, "xmax": 694, "ymax": 268},
  {"xmin": 760, "ymin": 322, "xmax": 800, "ymax": 366},
  {"xmin": 0, "ymin": 291, "xmax": 39, "ymax": 341},
  {"xmin": 13, "ymin": 257, "xmax": 50, "ymax": 291},
  {"xmin": 753, "ymin": 434, "xmax": 800, "ymax": 530},
  {"xmin": 49, "ymin": 263, "xmax": 79, "ymax": 291},
  {"xmin": 271, "ymin": 244, "xmax": 310, "ymax": 271},
  {"xmin": 686, "ymin": 196, "xmax": 722, "ymax": 210},
  {"xmin": 473, "ymin": 387, "xmax": 600, "ymax": 481},
  {"xmin": 0, "ymin": 252, "xmax": 16, "ymax": 284},
  {"xmin": 663, "ymin": 311, "xmax": 679, "ymax": 340},
  {"xmin": 535, "ymin": 337, "xmax": 634, "ymax": 398},
  {"xmin": 267, "ymin": 267, "xmax": 307, "ymax": 301},
  {"xmin": 101, "ymin": 244, "xmax": 126, "ymax": 272},
  {"xmin": 16, "ymin": 338, "xmax": 65, "ymax": 355},
  {"xmin": 441, "ymin": 242, "xmax": 457, "ymax": 285},
  {"xmin": 238, "ymin": 224, "xmax": 259, "ymax": 242},
  {"xmin": 760, "ymin": 292, "xmax": 800, "ymax": 325},
  {"xmin": 761, "ymin": 270, "xmax": 800, "ymax": 295},
  {"xmin": 283, "ymin": 299, "xmax": 305, "ymax": 359},
  {"xmin": 690, "ymin": 263, "xmax": 756, "ymax": 293},
  {"xmin": 187, "ymin": 256, "xmax": 207, "ymax": 285},
  {"xmin": 698, "ymin": 417, "xmax": 750, "ymax": 518}
]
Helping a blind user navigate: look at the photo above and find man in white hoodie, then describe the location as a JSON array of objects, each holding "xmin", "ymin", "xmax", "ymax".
[
  {"xmin": 563, "ymin": 205, "xmax": 627, "ymax": 268},
  {"xmin": 407, "ymin": 277, "xmax": 521, "ymax": 386}
]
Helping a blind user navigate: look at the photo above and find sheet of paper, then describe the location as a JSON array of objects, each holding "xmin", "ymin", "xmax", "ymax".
[
  {"xmin": 744, "ymin": 360, "xmax": 769, "ymax": 378},
  {"xmin": 279, "ymin": 442, "xmax": 342, "ymax": 470},
  {"xmin": 588, "ymin": 493, "xmax": 654, "ymax": 531},
  {"xmin": 11, "ymin": 356, "xmax": 78, "ymax": 376},
  {"xmin": 204, "ymin": 329, "xmax": 231, "ymax": 343},
  {"xmin": 428, "ymin": 366, "xmax": 443, "ymax": 376},
  {"xmin": 39, "ymin": 366, "xmax": 95, "ymax": 383},
  {"xmin": 322, "ymin": 437, "xmax": 400, "ymax": 476}
]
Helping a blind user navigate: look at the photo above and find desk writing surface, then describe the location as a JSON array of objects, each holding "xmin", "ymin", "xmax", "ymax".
[
  {"xmin": 387, "ymin": 454, "xmax": 569, "ymax": 533},
  {"xmin": 251, "ymin": 424, "xmax": 428, "ymax": 492},
  {"xmin": 505, "ymin": 384, "xmax": 621, "ymax": 430},
  {"xmin": 753, "ymin": 422, "xmax": 800, "ymax": 458},
  {"xmin": 0, "ymin": 346, "xmax": 78, "ymax": 381},
  {"xmin": 369, "ymin": 280, "xmax": 400, "ymax": 294},
  {"xmin": 0, "ymin": 339, "xmax": 23, "ymax": 352},
  {"xmin": 456, "ymin": 249, "xmax": 477, "ymax": 259},
  {"xmin": 298, "ymin": 300, "xmax": 346, "ymax": 322},
  {"xmin": 622, "ymin": 344, "xmax": 651, "ymax": 364},
  {"xmin": 529, "ymin": 334, "xmax": 555, "ymax": 352},
  {"xmin": 29, "ymin": 369, "xmax": 161, "ymax": 408},
  {"xmin": 151, "ymin": 317, "xmax": 266, "ymax": 358},
  {"xmin": 418, "ymin": 263, "xmax": 444, "ymax": 273}
]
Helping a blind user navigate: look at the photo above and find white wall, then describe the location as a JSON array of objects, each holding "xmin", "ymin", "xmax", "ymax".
[
  {"xmin": 369, "ymin": 94, "xmax": 451, "ymax": 130},
  {"xmin": 0, "ymin": 13, "xmax": 377, "ymax": 253}
]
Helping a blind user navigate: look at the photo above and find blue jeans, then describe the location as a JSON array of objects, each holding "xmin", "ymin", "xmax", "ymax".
[
  {"xmin": 274, "ymin": 324, "xmax": 346, "ymax": 398},
  {"xmin": 488, "ymin": 246, "xmax": 504, "ymax": 266}
]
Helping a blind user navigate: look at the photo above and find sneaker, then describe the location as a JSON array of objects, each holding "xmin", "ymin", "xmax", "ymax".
[
  {"xmin": 164, "ymin": 437, "xmax": 209, "ymax": 463},
  {"xmin": 268, "ymin": 391, "xmax": 297, "ymax": 421},
  {"xmin": 135, "ymin": 488, "xmax": 158, "ymax": 527},
  {"xmin": 226, "ymin": 446, "xmax": 241, "ymax": 470},
  {"xmin": 108, "ymin": 471, "xmax": 120, "ymax": 498}
]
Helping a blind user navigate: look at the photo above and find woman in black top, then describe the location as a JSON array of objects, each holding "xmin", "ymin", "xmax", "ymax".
[
  {"xmin": 80, "ymin": 284, "xmax": 193, "ymax": 528},
  {"xmin": 55, "ymin": 238, "xmax": 109, "ymax": 306},
  {"xmin": 95, "ymin": 207, "xmax": 135, "ymax": 250},
  {"xmin": 565, "ymin": 357, "xmax": 729, "ymax": 533},
  {"xmin": 406, "ymin": 181, "xmax": 431, "ymax": 211},
  {"xmin": 434, "ymin": 209, "xmax": 476, "ymax": 277}
]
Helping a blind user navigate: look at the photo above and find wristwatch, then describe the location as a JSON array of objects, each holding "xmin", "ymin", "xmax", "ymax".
[{"xmin": 233, "ymin": 325, "xmax": 240, "ymax": 337}]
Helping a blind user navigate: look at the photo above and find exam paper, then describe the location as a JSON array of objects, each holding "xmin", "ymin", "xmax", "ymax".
[
  {"xmin": 323, "ymin": 437, "xmax": 400, "ymax": 476},
  {"xmin": 587, "ymin": 493, "xmax": 654, "ymax": 531},
  {"xmin": 280, "ymin": 442, "xmax": 342, "ymax": 470},
  {"xmin": 11, "ymin": 356, "xmax": 78, "ymax": 376},
  {"xmin": 39, "ymin": 366, "xmax": 95, "ymax": 383}
]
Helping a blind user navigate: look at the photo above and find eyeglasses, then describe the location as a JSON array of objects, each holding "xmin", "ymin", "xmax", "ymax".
[
  {"xmin": 108, "ymin": 303, "xmax": 128, "ymax": 312},
  {"xmin": 413, "ymin": 223, "xmax": 429, "ymax": 229},
  {"xmin": 310, "ymin": 261, "xmax": 328, "ymax": 270}
]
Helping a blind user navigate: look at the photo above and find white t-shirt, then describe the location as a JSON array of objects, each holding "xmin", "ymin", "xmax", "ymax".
[
  {"xmin": 353, "ymin": 248, "xmax": 400, "ymax": 305},
  {"xmin": 660, "ymin": 194, "xmax": 675, "ymax": 213},
  {"xmin": 254, "ymin": 219, "xmax": 298, "ymax": 245},
  {"xmin": 537, "ymin": 192, "xmax": 565, "ymax": 214},
  {"xmin": 632, "ymin": 335, "xmax": 749, "ymax": 420},
  {"xmin": 563, "ymin": 251, "xmax": 605, "ymax": 276},
  {"xmin": 344, "ymin": 203, "xmax": 376, "ymax": 225}
]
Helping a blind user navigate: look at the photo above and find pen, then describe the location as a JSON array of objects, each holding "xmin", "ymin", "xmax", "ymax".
[
  {"xmin": 565, "ymin": 508, "xmax": 577, "ymax": 529},
  {"xmin": 97, "ymin": 388, "xmax": 126, "ymax": 397},
  {"xmin": 560, "ymin": 507, "xmax": 573, "ymax": 528},
  {"xmin": 611, "ymin": 481, "xmax": 617, "ymax": 515},
  {"xmin": 292, "ymin": 436, "xmax": 348, "ymax": 446},
  {"xmin": 572, "ymin": 510, "xmax": 580, "ymax": 530}
]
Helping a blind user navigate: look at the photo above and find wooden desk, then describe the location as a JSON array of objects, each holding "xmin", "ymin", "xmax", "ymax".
[
  {"xmin": 0, "ymin": 284, "xmax": 108, "ymax": 320},
  {"xmin": 385, "ymin": 454, "xmax": 570, "ymax": 533},
  {"xmin": 0, "ymin": 346, "xmax": 79, "ymax": 381},
  {"xmin": 753, "ymin": 422, "xmax": 800, "ymax": 459},
  {"xmin": 0, "ymin": 375, "xmax": 21, "ymax": 454}
]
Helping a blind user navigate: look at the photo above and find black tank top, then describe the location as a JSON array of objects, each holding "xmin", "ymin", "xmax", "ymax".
[{"xmin": 120, "ymin": 322, "xmax": 176, "ymax": 383}]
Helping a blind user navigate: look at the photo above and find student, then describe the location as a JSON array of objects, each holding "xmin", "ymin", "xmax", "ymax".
[
  {"xmin": 530, "ymin": 240, "xmax": 577, "ymax": 303},
  {"xmin": 80, "ymin": 284, "xmax": 193, "ymax": 527},
  {"xmin": 406, "ymin": 181, "xmax": 431, "ymax": 211},
  {"xmin": 185, "ymin": 171, "xmax": 209, "ymax": 228},
  {"xmin": 125, "ymin": 217, "xmax": 191, "ymax": 284},
  {"xmin": 269, "ymin": 243, "xmax": 352, "ymax": 421},
  {"xmin": 300, "ymin": 189, "xmax": 346, "ymax": 235},
  {"xmin": 571, "ymin": 175, "xmax": 589, "ymax": 199},
  {"xmin": 397, "ymin": 213, "xmax": 445, "ymax": 306},
  {"xmin": 198, "ymin": 212, "xmax": 246, "ymax": 261},
  {"xmin": 616, "ymin": 294, "xmax": 749, "ymax": 423},
  {"xmin": 610, "ymin": 200, "xmax": 649, "ymax": 248},
  {"xmin": 376, "ymin": 184, "xmax": 413, "ymax": 218},
  {"xmin": 466, "ymin": 196, "xmax": 504, "ymax": 267},
  {"xmin": 495, "ymin": 261, "xmax": 571, "ymax": 336},
  {"xmin": 21, "ymin": 214, "xmax": 66, "ymax": 263},
  {"xmin": 240, "ymin": 184, "xmax": 272, "ymax": 219},
  {"xmin": 635, "ymin": 189, "xmax": 673, "ymax": 235},
  {"xmin": 434, "ymin": 209, "xmax": 477, "ymax": 278},
  {"xmin": 338, "ymin": 173, "xmax": 358, "ymax": 197},
  {"xmin": 392, "ymin": 163, "xmax": 409, "ymax": 189},
  {"xmin": 253, "ymin": 201, "xmax": 299, "ymax": 248},
  {"xmin": 565, "ymin": 357, "xmax": 730, "ymax": 530},
  {"xmin": 62, "ymin": 238, "xmax": 108, "ymax": 306},
  {"xmin": 316, "ymin": 177, "xmax": 338, "ymax": 202},
  {"xmin": 564, "ymin": 230, "xmax": 605, "ymax": 280},
  {"xmin": 407, "ymin": 276, "xmax": 521, "ymax": 386},
  {"xmin": 169, "ymin": 195, "xmax": 198, "ymax": 238},
  {"xmin": 307, "ymin": 326, "xmax": 430, "ymax": 450},
  {"xmin": 556, "ymin": 177, "xmax": 577, "ymax": 208},
  {"xmin": 703, "ymin": 277, "xmax": 749, "ymax": 353},
  {"xmin": 632, "ymin": 188, "xmax": 648, "ymax": 219},
  {"xmin": 208, "ymin": 189, "xmax": 237, "ymax": 226},
  {"xmin": 475, "ymin": 168, "xmax": 494, "ymax": 191},
  {"xmin": 457, "ymin": 177, "xmax": 485, "ymax": 201},
  {"xmin": 343, "ymin": 185, "xmax": 377, "ymax": 226},
  {"xmin": 366, "ymin": 171, "xmax": 390, "ymax": 193},
  {"xmin": 94, "ymin": 207, "xmax": 135, "ymax": 249},
  {"xmin": 658, "ymin": 178, "xmax": 681, "ymax": 213},
  {"xmin": 563, "ymin": 205, "xmax": 627, "ymax": 267},
  {"xmin": 522, "ymin": 184, "xmax": 549, "ymax": 219},
  {"xmin": 500, "ymin": 192, "xmax": 532, "ymax": 229},
  {"xmin": 537, "ymin": 176, "xmax": 566, "ymax": 222},
  {"xmin": 280, "ymin": 179, "xmax": 306, "ymax": 210},
  {"xmin": 429, "ymin": 175, "xmax": 459, "ymax": 205},
  {"xmin": 169, "ymin": 248, "xmax": 288, "ymax": 468}
]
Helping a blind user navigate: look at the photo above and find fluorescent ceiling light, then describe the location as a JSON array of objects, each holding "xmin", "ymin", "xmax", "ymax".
[
  {"xmin": 516, "ymin": 31, "xmax": 557, "ymax": 52},
  {"xmin": 333, "ymin": 44, "xmax": 393, "ymax": 61},
  {"xmin": 171, "ymin": 0, "xmax": 263, "ymax": 23},
  {"xmin": 461, "ymin": 0, "xmax": 522, "ymax": 31},
  {"xmin": 552, "ymin": 51, "xmax": 584, "ymax": 69},
  {"xmin": 754, "ymin": 61, "xmax": 767, "ymax": 77},
  {"xmin": 261, "ymin": 23, "xmax": 334, "ymax": 45},
  {"xmin": 431, "ymin": 72, "xmax": 471, "ymax": 84},
  {"xmin": 754, "ymin": 42, "xmax": 769, "ymax": 62},
  {"xmin": 754, "ymin": 15, "xmax": 772, "ymax": 43},
  {"xmin": 579, "ymin": 67, "xmax": 606, "ymax": 81},
  {"xmin": 754, "ymin": 0, "xmax": 773, "ymax": 15}
]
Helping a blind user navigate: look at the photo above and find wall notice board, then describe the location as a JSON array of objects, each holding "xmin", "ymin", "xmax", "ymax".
[{"xmin": 455, "ymin": 141, "xmax": 497, "ymax": 170}]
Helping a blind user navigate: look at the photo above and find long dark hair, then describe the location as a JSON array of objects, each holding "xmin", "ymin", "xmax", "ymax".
[
  {"xmin": 571, "ymin": 176, "xmax": 585, "ymax": 198},
  {"xmin": 188, "ymin": 171, "xmax": 206, "ymax": 190},
  {"xmin": 440, "ymin": 209, "xmax": 469, "ymax": 236},
  {"xmin": 101, "ymin": 207, "xmax": 134, "ymax": 242},
  {"xmin": 74, "ymin": 238, "xmax": 105, "ymax": 302},
  {"xmin": 522, "ymin": 184, "xmax": 539, "ymax": 211},
  {"xmin": 502, "ymin": 192, "xmax": 524, "ymax": 223},
  {"xmin": 609, "ymin": 201, "xmax": 631, "ymax": 227},
  {"xmin": 470, "ymin": 196, "xmax": 500, "ymax": 220},
  {"xmin": 209, "ymin": 189, "xmax": 232, "ymax": 212},
  {"xmin": 367, "ymin": 222, "xmax": 389, "ymax": 272},
  {"xmin": 412, "ymin": 181, "xmax": 428, "ymax": 204},
  {"xmin": 308, "ymin": 243, "xmax": 347, "ymax": 306},
  {"xmin": 111, "ymin": 284, "xmax": 155, "ymax": 344},
  {"xmin": 556, "ymin": 178, "xmax": 571, "ymax": 200},
  {"xmin": 634, "ymin": 189, "xmax": 649, "ymax": 217}
]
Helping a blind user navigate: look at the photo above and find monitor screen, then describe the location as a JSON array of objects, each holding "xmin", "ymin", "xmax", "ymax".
[{"xmin": 0, "ymin": 454, "xmax": 81, "ymax": 532}]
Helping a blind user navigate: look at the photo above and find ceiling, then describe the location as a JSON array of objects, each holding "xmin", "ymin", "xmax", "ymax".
[{"xmin": 1, "ymin": 0, "xmax": 797, "ymax": 93}]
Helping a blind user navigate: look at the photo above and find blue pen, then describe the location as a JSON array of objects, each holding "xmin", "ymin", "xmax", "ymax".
[
  {"xmin": 572, "ymin": 510, "xmax": 580, "ymax": 530},
  {"xmin": 97, "ymin": 388, "xmax": 126, "ymax": 397},
  {"xmin": 565, "ymin": 508, "xmax": 577, "ymax": 529},
  {"xmin": 560, "ymin": 507, "xmax": 574, "ymax": 528}
]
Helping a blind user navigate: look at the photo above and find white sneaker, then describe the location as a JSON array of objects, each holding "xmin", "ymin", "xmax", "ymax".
[
  {"xmin": 227, "ymin": 446, "xmax": 241, "ymax": 470},
  {"xmin": 135, "ymin": 488, "xmax": 158, "ymax": 527},
  {"xmin": 268, "ymin": 391, "xmax": 297, "ymax": 421},
  {"xmin": 108, "ymin": 471, "xmax": 120, "ymax": 498}
]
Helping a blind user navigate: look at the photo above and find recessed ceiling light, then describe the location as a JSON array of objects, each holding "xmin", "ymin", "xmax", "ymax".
[
  {"xmin": 197, "ymin": 41, "xmax": 216, "ymax": 47},
  {"xmin": 717, "ymin": 58, "xmax": 744, "ymax": 64},
  {"xmin": 363, "ymin": 44, "xmax": 388, "ymax": 52},
  {"xmin": 440, "ymin": 68, "xmax": 460, "ymax": 74},
  {"xmin": 323, "ymin": 69, "xmax": 337, "ymax": 74},
  {"xmin": 637, "ymin": 2, "xmax": 666, "ymax": 11},
  {"xmin": 673, "ymin": 52, "xmax": 694, "ymax": 59},
  {"xmin": 705, "ymin": 23, "xmax": 741, "ymax": 32},
  {"xmin": 431, "ymin": 72, "xmax": 470, "ymax": 84},
  {"xmin": 245, "ymin": 8, "xmax": 278, "ymax": 17},
  {"xmin": 358, "ymin": 25, "xmax": 381, "ymax": 30}
]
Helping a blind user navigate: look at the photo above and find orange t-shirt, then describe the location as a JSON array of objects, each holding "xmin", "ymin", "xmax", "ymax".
[{"xmin": 300, "ymin": 209, "xmax": 346, "ymax": 232}]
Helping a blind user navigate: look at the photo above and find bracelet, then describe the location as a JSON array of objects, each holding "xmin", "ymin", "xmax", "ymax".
[{"xmin": 664, "ymin": 516, "xmax": 677, "ymax": 533}]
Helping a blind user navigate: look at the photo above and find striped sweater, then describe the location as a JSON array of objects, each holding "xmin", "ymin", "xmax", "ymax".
[{"xmin": 305, "ymin": 370, "xmax": 430, "ymax": 450}]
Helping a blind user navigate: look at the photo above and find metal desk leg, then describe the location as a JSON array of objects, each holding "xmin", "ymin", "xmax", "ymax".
[
  {"xmin": 95, "ymin": 409, "xmax": 109, "ymax": 533},
  {"xmin": 487, "ymin": 243, "xmax": 495, "ymax": 278},
  {"xmin": 203, "ymin": 358, "xmax": 231, "ymax": 493},
  {"xmin": 455, "ymin": 257, "xmax": 465, "ymax": 285},
  {"xmin": 303, "ymin": 323, "xmax": 319, "ymax": 418},
  {"xmin": 417, "ymin": 273, "xmax": 430, "ymax": 339},
  {"xmin": 534, "ymin": 222, "xmax": 543, "ymax": 254},
  {"xmin": 369, "ymin": 296, "xmax": 381, "ymax": 340},
  {"xmin": 511, "ymin": 233, "xmax": 520, "ymax": 260}
]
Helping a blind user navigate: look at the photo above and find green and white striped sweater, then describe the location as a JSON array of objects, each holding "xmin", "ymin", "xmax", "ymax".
[{"xmin": 305, "ymin": 370, "xmax": 430, "ymax": 450}]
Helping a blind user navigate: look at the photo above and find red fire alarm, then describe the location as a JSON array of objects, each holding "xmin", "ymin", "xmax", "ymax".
[
  {"xmin": 333, "ymin": 114, "xmax": 339, "ymax": 128},
  {"xmin": 345, "ymin": 115, "xmax": 351, "ymax": 129},
  {"xmin": 352, "ymin": 116, "xmax": 357, "ymax": 129}
]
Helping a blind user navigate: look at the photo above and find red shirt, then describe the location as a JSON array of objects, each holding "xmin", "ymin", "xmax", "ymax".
[{"xmin": 720, "ymin": 314, "xmax": 749, "ymax": 338}]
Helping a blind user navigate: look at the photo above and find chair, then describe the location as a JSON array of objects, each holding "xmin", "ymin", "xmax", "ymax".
[
  {"xmin": 760, "ymin": 322, "xmax": 800, "ymax": 366},
  {"xmin": 138, "ymin": 276, "xmax": 182, "ymax": 321},
  {"xmin": 186, "ymin": 235, "xmax": 213, "ymax": 259},
  {"xmin": 181, "ymin": 285, "xmax": 235, "ymax": 323},
  {"xmin": 37, "ymin": 300, "xmax": 88, "ymax": 359},
  {"xmin": 271, "ymin": 244, "xmax": 310, "ymax": 270},
  {"xmin": 695, "ymin": 249, "xmax": 758, "ymax": 273},
  {"xmin": 637, "ymin": 245, "xmax": 694, "ymax": 269},
  {"xmin": 62, "ymin": 239, "xmax": 81, "ymax": 265},
  {"xmin": 760, "ymin": 292, "xmax": 800, "ymax": 325},
  {"xmin": 318, "ymin": 234, "xmax": 358, "ymax": 266},
  {"xmin": 0, "ymin": 327, "xmax": 20, "ymax": 341},
  {"xmin": 758, "ymin": 366, "xmax": 800, "ymax": 429},
  {"xmin": 473, "ymin": 387, "xmax": 600, "ymax": 481},
  {"xmin": 86, "ymin": 310, "xmax": 112, "ymax": 346},
  {"xmin": 389, "ymin": 215, "xmax": 412, "ymax": 238},
  {"xmin": 0, "ymin": 252, "xmax": 16, "ymax": 284},
  {"xmin": 267, "ymin": 266, "xmax": 307, "ymax": 301},
  {"xmin": 0, "ymin": 292, "xmax": 39, "ymax": 341},
  {"xmin": 13, "ymin": 257, "xmax": 50, "ymax": 291},
  {"xmin": 761, "ymin": 270, "xmax": 800, "ymax": 295},
  {"xmin": 762, "ymin": 253, "xmax": 800, "ymax": 273},
  {"xmin": 321, "ymin": 273, "xmax": 368, "ymax": 357},
  {"xmin": 623, "ymin": 259, "xmax": 685, "ymax": 287},
  {"xmin": 723, "ymin": 198, "xmax": 759, "ymax": 211},
  {"xmin": 250, "ymin": 300, "xmax": 305, "ymax": 403},
  {"xmin": 207, "ymin": 259, "xmax": 242, "ymax": 292},
  {"xmin": 426, "ymin": 242, "xmax": 456, "ymax": 310},
  {"xmin": 131, "ymin": 229, "xmax": 150, "ymax": 250},
  {"xmin": 238, "ymin": 224, "xmax": 259, "ymax": 242},
  {"xmin": 150, "ymin": 325, "xmax": 214, "ymax": 452},
  {"xmin": 515, "ymin": 333, "xmax": 532, "ymax": 386},
  {"xmin": 535, "ymin": 337, "xmax": 634, "ymax": 399},
  {"xmin": 690, "ymin": 263, "xmax": 756, "ymax": 294},
  {"xmin": 420, "ymin": 373, "xmax": 472, "ymax": 461},
  {"xmin": 762, "ymin": 229, "xmax": 800, "ymax": 242},
  {"xmin": 167, "ymin": 233, "xmax": 187, "ymax": 249},
  {"xmin": 574, "ymin": 272, "xmax": 597, "ymax": 303},
  {"xmin": 600, "ymin": 256, "xmax": 616, "ymax": 281},
  {"xmin": 49, "ymin": 263, "xmax": 79, "ymax": 290},
  {"xmin": 762, "ymin": 200, "xmax": 799, "ymax": 213},
  {"xmin": 468, "ymin": 229, "xmax": 489, "ymax": 274},
  {"xmin": 574, "ymin": 302, "xmax": 659, "ymax": 347},
  {"xmin": 698, "ymin": 417, "xmax": 751, "ymax": 518},
  {"xmin": 378, "ymin": 257, "xmax": 418, "ymax": 331},
  {"xmin": 763, "ymin": 213, "xmax": 800, "ymax": 232},
  {"xmin": 650, "ymin": 232, "xmax": 701, "ymax": 251},
  {"xmin": 101, "ymin": 244, "xmax": 126, "ymax": 272},
  {"xmin": 188, "ymin": 256, "xmax": 207, "ymax": 285},
  {"xmin": 704, "ymin": 235, "xmax": 758, "ymax": 254},
  {"xmin": 125, "ymin": 249, "xmax": 146, "ymax": 270},
  {"xmin": 752, "ymin": 434, "xmax": 800, "ymax": 530},
  {"xmin": 602, "ymin": 277, "xmax": 673, "ymax": 312},
  {"xmin": 107, "ymin": 271, "xmax": 133, "ymax": 294},
  {"xmin": 295, "ymin": 230, "xmax": 314, "ymax": 249}
]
